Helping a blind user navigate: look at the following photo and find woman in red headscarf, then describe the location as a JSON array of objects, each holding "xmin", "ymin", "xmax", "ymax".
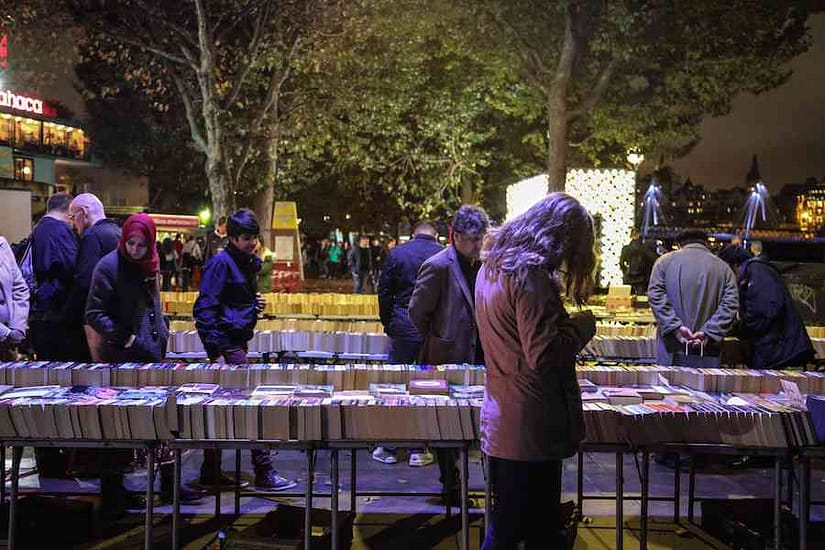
[
  {"xmin": 86, "ymin": 213, "xmax": 168, "ymax": 362},
  {"xmin": 86, "ymin": 214, "xmax": 202, "ymax": 506}
]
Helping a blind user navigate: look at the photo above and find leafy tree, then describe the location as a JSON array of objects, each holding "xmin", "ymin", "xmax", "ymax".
[
  {"xmin": 68, "ymin": 0, "xmax": 339, "ymax": 244},
  {"xmin": 472, "ymin": 0, "xmax": 819, "ymax": 191},
  {"xmin": 279, "ymin": 0, "xmax": 541, "ymax": 222}
]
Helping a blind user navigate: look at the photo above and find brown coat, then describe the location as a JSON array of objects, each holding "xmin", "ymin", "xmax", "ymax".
[
  {"xmin": 475, "ymin": 264, "xmax": 594, "ymax": 461},
  {"xmin": 408, "ymin": 246, "xmax": 479, "ymax": 365}
]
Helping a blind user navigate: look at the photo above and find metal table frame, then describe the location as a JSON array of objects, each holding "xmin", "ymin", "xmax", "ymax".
[
  {"xmin": 168, "ymin": 440, "xmax": 316, "ymax": 550},
  {"xmin": 2, "ymin": 439, "xmax": 158, "ymax": 550},
  {"xmin": 657, "ymin": 443, "xmax": 790, "ymax": 550},
  {"xmin": 325, "ymin": 440, "xmax": 474, "ymax": 550}
]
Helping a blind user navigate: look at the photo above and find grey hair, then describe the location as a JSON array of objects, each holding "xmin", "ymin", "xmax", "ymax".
[{"xmin": 71, "ymin": 193, "xmax": 105, "ymax": 219}]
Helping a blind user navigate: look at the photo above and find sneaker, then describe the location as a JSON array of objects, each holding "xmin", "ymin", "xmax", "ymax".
[
  {"xmin": 409, "ymin": 450, "xmax": 434, "ymax": 467},
  {"xmin": 254, "ymin": 471, "xmax": 297, "ymax": 493},
  {"xmin": 371, "ymin": 447, "xmax": 398, "ymax": 465}
]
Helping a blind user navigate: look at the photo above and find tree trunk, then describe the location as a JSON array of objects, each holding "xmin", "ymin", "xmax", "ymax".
[
  {"xmin": 205, "ymin": 153, "xmax": 231, "ymax": 221},
  {"xmin": 460, "ymin": 179, "xmax": 474, "ymax": 204},
  {"xmin": 546, "ymin": 101, "xmax": 568, "ymax": 193},
  {"xmin": 254, "ymin": 137, "xmax": 278, "ymax": 249},
  {"xmin": 545, "ymin": 6, "xmax": 577, "ymax": 194}
]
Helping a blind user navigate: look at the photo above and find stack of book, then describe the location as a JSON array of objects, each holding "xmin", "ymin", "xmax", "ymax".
[
  {"xmin": 160, "ymin": 291, "xmax": 380, "ymax": 318},
  {"xmin": 0, "ymin": 385, "xmax": 176, "ymax": 440},
  {"xmin": 168, "ymin": 329, "xmax": 389, "ymax": 355}
]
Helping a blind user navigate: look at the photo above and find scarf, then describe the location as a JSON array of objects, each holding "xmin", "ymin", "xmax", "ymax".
[{"xmin": 118, "ymin": 213, "xmax": 160, "ymax": 277}]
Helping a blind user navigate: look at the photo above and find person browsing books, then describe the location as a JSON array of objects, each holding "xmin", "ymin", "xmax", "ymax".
[
  {"xmin": 475, "ymin": 193, "xmax": 597, "ymax": 548},
  {"xmin": 194, "ymin": 208, "xmax": 295, "ymax": 492},
  {"xmin": 408, "ymin": 205, "xmax": 489, "ymax": 503},
  {"xmin": 85, "ymin": 213, "xmax": 200, "ymax": 511}
]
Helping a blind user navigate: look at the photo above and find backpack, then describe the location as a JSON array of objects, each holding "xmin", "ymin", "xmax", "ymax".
[{"xmin": 16, "ymin": 236, "xmax": 38, "ymax": 304}]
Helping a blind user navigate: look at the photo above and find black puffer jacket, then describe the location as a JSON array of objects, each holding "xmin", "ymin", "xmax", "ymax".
[
  {"xmin": 85, "ymin": 250, "xmax": 168, "ymax": 362},
  {"xmin": 738, "ymin": 258, "xmax": 815, "ymax": 369}
]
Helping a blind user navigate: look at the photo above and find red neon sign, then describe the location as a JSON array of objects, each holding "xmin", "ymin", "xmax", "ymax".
[{"xmin": 0, "ymin": 35, "xmax": 8, "ymax": 71}]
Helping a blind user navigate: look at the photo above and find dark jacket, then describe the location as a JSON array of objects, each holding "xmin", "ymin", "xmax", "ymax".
[
  {"xmin": 65, "ymin": 218, "xmax": 121, "ymax": 324},
  {"xmin": 377, "ymin": 234, "xmax": 442, "ymax": 341},
  {"xmin": 620, "ymin": 238, "xmax": 657, "ymax": 289},
  {"xmin": 408, "ymin": 246, "xmax": 480, "ymax": 364},
  {"xmin": 30, "ymin": 216, "xmax": 77, "ymax": 315},
  {"xmin": 476, "ymin": 265, "xmax": 595, "ymax": 461},
  {"xmin": 737, "ymin": 258, "xmax": 815, "ymax": 369},
  {"xmin": 348, "ymin": 245, "xmax": 371, "ymax": 275},
  {"xmin": 85, "ymin": 250, "xmax": 168, "ymax": 362},
  {"xmin": 204, "ymin": 230, "xmax": 229, "ymax": 261},
  {"xmin": 194, "ymin": 245, "xmax": 261, "ymax": 359}
]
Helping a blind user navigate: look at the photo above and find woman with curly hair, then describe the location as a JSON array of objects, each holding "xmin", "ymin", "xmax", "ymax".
[{"xmin": 475, "ymin": 192, "xmax": 598, "ymax": 549}]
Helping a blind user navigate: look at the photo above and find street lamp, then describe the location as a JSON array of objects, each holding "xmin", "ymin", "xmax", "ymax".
[
  {"xmin": 627, "ymin": 151, "xmax": 645, "ymax": 168},
  {"xmin": 198, "ymin": 207, "xmax": 211, "ymax": 226}
]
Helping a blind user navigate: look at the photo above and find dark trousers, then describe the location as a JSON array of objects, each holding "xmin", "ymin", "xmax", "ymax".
[
  {"xmin": 388, "ymin": 338, "xmax": 422, "ymax": 363},
  {"xmin": 29, "ymin": 318, "xmax": 90, "ymax": 361},
  {"xmin": 482, "ymin": 456, "xmax": 564, "ymax": 550},
  {"xmin": 201, "ymin": 346, "xmax": 273, "ymax": 479}
]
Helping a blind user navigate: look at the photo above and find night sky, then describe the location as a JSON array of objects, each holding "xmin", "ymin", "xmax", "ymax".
[
  {"xmin": 671, "ymin": 13, "xmax": 825, "ymax": 191},
  {"xmin": 36, "ymin": 13, "xmax": 825, "ymax": 194}
]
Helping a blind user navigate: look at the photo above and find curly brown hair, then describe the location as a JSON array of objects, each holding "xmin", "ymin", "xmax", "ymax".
[{"xmin": 482, "ymin": 192, "xmax": 596, "ymax": 304}]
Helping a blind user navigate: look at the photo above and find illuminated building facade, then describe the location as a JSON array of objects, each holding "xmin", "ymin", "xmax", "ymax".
[
  {"xmin": 796, "ymin": 186, "xmax": 825, "ymax": 232},
  {"xmin": 0, "ymin": 88, "xmax": 91, "ymax": 211}
]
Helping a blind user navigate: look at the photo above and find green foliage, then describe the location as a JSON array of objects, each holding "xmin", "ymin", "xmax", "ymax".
[{"xmin": 278, "ymin": 0, "xmax": 544, "ymax": 222}]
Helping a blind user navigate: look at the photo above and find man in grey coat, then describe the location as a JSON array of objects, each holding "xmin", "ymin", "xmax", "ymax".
[{"xmin": 648, "ymin": 229, "xmax": 739, "ymax": 366}]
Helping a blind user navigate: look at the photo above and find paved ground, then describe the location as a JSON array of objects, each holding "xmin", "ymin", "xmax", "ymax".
[{"xmin": 6, "ymin": 447, "xmax": 825, "ymax": 548}]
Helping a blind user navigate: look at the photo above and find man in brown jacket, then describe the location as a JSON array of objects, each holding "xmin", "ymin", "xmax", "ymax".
[{"xmin": 409, "ymin": 204, "xmax": 489, "ymax": 501}]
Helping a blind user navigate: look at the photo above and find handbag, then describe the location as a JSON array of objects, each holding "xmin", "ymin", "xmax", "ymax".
[{"xmin": 672, "ymin": 340, "xmax": 720, "ymax": 368}]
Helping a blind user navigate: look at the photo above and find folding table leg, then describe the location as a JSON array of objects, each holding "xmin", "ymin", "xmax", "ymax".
[
  {"xmin": 331, "ymin": 449, "xmax": 339, "ymax": 550},
  {"xmin": 172, "ymin": 448, "xmax": 181, "ymax": 550},
  {"xmin": 145, "ymin": 447, "xmax": 155, "ymax": 550},
  {"xmin": 235, "ymin": 449, "xmax": 241, "ymax": 516},
  {"xmin": 8, "ymin": 446, "xmax": 22, "ymax": 550},
  {"xmin": 616, "ymin": 451, "xmax": 623, "ymax": 550},
  {"xmin": 304, "ymin": 448, "xmax": 314, "ymax": 550},
  {"xmin": 460, "ymin": 445, "xmax": 469, "ymax": 550},
  {"xmin": 774, "ymin": 457, "xmax": 782, "ymax": 550}
]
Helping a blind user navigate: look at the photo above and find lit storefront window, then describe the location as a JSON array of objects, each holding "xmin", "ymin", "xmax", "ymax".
[
  {"xmin": 0, "ymin": 113, "xmax": 89, "ymax": 160},
  {"xmin": 14, "ymin": 117, "xmax": 41, "ymax": 151},
  {"xmin": 0, "ymin": 114, "xmax": 11, "ymax": 145},
  {"xmin": 13, "ymin": 157, "xmax": 34, "ymax": 182}
]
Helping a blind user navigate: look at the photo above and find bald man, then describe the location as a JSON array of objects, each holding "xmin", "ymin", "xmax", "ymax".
[{"xmin": 64, "ymin": 193, "xmax": 121, "ymax": 359}]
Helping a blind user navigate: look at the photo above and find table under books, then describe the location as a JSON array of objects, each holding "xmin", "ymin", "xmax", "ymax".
[{"xmin": 1, "ymin": 362, "xmax": 824, "ymax": 549}]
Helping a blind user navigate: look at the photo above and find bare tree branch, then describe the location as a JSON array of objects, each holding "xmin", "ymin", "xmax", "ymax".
[
  {"xmin": 133, "ymin": 0, "xmax": 198, "ymax": 49},
  {"xmin": 224, "ymin": 0, "xmax": 275, "ymax": 108},
  {"xmin": 171, "ymin": 71, "xmax": 208, "ymax": 154}
]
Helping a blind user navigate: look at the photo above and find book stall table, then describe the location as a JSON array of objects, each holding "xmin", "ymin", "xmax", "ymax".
[
  {"xmin": 325, "ymin": 440, "xmax": 474, "ymax": 550},
  {"xmin": 168, "ymin": 439, "xmax": 316, "ymax": 550},
  {"xmin": 3, "ymin": 439, "xmax": 159, "ymax": 550}
]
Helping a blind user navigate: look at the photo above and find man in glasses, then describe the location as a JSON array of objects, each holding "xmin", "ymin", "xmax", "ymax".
[{"xmin": 65, "ymin": 193, "xmax": 121, "ymax": 359}]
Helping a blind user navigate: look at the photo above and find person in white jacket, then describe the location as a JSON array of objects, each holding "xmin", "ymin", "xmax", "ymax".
[{"xmin": 0, "ymin": 236, "xmax": 30, "ymax": 358}]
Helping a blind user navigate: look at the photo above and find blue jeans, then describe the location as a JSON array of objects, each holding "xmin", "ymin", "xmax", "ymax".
[
  {"xmin": 352, "ymin": 272, "xmax": 366, "ymax": 294},
  {"xmin": 482, "ymin": 456, "xmax": 564, "ymax": 549}
]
